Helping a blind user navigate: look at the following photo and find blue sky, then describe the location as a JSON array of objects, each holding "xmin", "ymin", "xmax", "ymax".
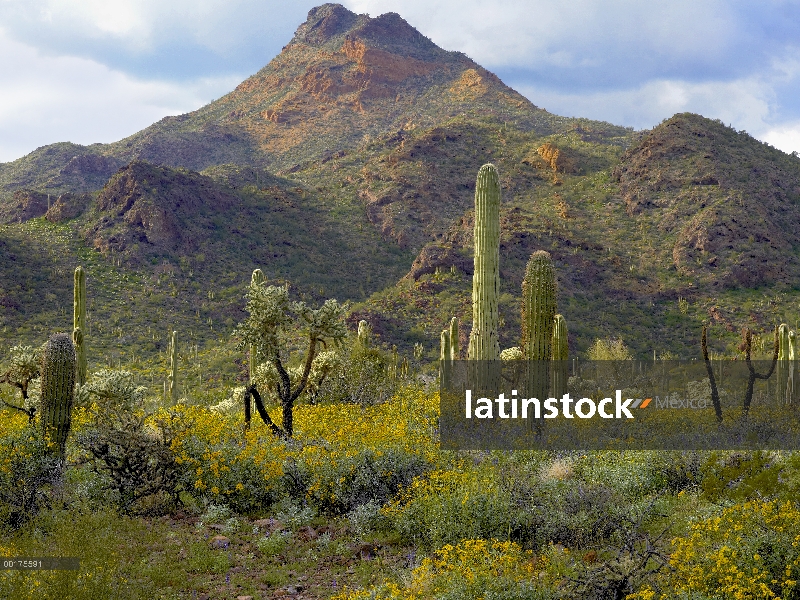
[{"xmin": 1, "ymin": 0, "xmax": 799, "ymax": 163}]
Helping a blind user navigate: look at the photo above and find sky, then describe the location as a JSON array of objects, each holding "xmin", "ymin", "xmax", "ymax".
[{"xmin": 1, "ymin": 0, "xmax": 799, "ymax": 163}]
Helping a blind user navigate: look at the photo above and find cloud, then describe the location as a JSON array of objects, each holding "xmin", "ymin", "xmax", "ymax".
[
  {"xmin": 346, "ymin": 0, "xmax": 800, "ymax": 152},
  {"xmin": 763, "ymin": 123, "xmax": 800, "ymax": 155},
  {"xmin": 0, "ymin": 29, "xmax": 242, "ymax": 163},
  {"xmin": 0, "ymin": 0, "xmax": 317, "ymax": 78},
  {"xmin": 343, "ymin": 0, "xmax": 800, "ymax": 86},
  {"xmin": 511, "ymin": 77, "xmax": 771, "ymax": 131},
  {"xmin": 1, "ymin": 1, "xmax": 799, "ymax": 161}
]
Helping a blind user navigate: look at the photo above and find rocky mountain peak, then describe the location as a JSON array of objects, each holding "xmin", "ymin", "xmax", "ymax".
[
  {"xmin": 290, "ymin": 4, "xmax": 440, "ymax": 59},
  {"xmin": 290, "ymin": 4, "xmax": 361, "ymax": 46}
]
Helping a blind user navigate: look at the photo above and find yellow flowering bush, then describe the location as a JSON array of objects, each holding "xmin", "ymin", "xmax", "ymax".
[
  {"xmin": 669, "ymin": 500, "xmax": 800, "ymax": 599},
  {"xmin": 288, "ymin": 388, "xmax": 439, "ymax": 514},
  {"xmin": 161, "ymin": 386, "xmax": 439, "ymax": 515},
  {"xmin": 331, "ymin": 538, "xmax": 554, "ymax": 600},
  {"xmin": 162, "ymin": 404, "xmax": 286, "ymax": 513},
  {"xmin": 381, "ymin": 463, "xmax": 520, "ymax": 549},
  {"xmin": 0, "ymin": 411, "xmax": 60, "ymax": 530}
]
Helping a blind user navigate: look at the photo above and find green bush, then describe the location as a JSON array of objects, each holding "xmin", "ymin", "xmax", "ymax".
[
  {"xmin": 73, "ymin": 370, "xmax": 187, "ymax": 515},
  {"xmin": 0, "ymin": 419, "xmax": 60, "ymax": 531},
  {"xmin": 289, "ymin": 446, "xmax": 431, "ymax": 515},
  {"xmin": 383, "ymin": 466, "xmax": 522, "ymax": 549},
  {"xmin": 312, "ymin": 339, "xmax": 400, "ymax": 406}
]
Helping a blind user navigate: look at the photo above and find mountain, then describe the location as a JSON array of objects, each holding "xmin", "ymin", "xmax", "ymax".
[
  {"xmin": 0, "ymin": 3, "xmax": 591, "ymax": 202},
  {"xmin": 2, "ymin": 3, "xmax": 800, "ymax": 380}
]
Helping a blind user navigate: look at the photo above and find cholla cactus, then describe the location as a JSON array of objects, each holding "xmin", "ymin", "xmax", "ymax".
[
  {"xmin": 500, "ymin": 347, "xmax": 523, "ymax": 361},
  {"xmin": 75, "ymin": 369, "xmax": 147, "ymax": 412},
  {"xmin": 0, "ymin": 344, "xmax": 42, "ymax": 421},
  {"xmin": 249, "ymin": 269, "xmax": 266, "ymax": 382},
  {"xmin": 357, "ymin": 320, "xmax": 372, "ymax": 349},
  {"xmin": 40, "ymin": 333, "xmax": 75, "ymax": 459}
]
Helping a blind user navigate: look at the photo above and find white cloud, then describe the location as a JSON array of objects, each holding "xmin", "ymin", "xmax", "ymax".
[
  {"xmin": 344, "ymin": 0, "xmax": 740, "ymax": 80},
  {"xmin": 513, "ymin": 77, "xmax": 772, "ymax": 133},
  {"xmin": 763, "ymin": 124, "xmax": 800, "ymax": 155},
  {"xmin": 0, "ymin": 1, "xmax": 312, "ymax": 64},
  {"xmin": 1, "ymin": 1, "xmax": 799, "ymax": 161},
  {"xmin": 0, "ymin": 29, "xmax": 242, "ymax": 163}
]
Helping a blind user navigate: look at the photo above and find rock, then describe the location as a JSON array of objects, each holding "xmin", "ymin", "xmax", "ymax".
[
  {"xmin": 297, "ymin": 525, "xmax": 318, "ymax": 541},
  {"xmin": 2, "ymin": 190, "xmax": 49, "ymax": 224},
  {"xmin": 45, "ymin": 192, "xmax": 90, "ymax": 222},
  {"xmin": 209, "ymin": 535, "xmax": 230, "ymax": 549},
  {"xmin": 253, "ymin": 518, "xmax": 284, "ymax": 533}
]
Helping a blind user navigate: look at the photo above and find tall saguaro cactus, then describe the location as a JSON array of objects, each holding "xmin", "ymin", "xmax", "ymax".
[
  {"xmin": 551, "ymin": 314, "xmax": 568, "ymax": 397},
  {"xmin": 73, "ymin": 266, "xmax": 87, "ymax": 386},
  {"xmin": 467, "ymin": 164, "xmax": 501, "ymax": 392},
  {"xmin": 168, "ymin": 330, "xmax": 178, "ymax": 404},
  {"xmin": 789, "ymin": 330, "xmax": 797, "ymax": 404},
  {"xmin": 522, "ymin": 250, "xmax": 557, "ymax": 401},
  {"xmin": 40, "ymin": 333, "xmax": 76, "ymax": 460}
]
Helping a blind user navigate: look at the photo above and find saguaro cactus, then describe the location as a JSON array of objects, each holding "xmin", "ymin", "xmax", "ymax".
[
  {"xmin": 522, "ymin": 250, "xmax": 556, "ymax": 401},
  {"xmin": 40, "ymin": 333, "xmax": 76, "ymax": 459},
  {"xmin": 450, "ymin": 317, "xmax": 459, "ymax": 361},
  {"xmin": 551, "ymin": 314, "xmax": 568, "ymax": 397},
  {"xmin": 778, "ymin": 323, "xmax": 790, "ymax": 403},
  {"xmin": 787, "ymin": 330, "xmax": 797, "ymax": 405},
  {"xmin": 440, "ymin": 329, "xmax": 452, "ymax": 391},
  {"xmin": 467, "ymin": 164, "xmax": 501, "ymax": 392},
  {"xmin": 168, "ymin": 330, "xmax": 178, "ymax": 404},
  {"xmin": 73, "ymin": 266, "xmax": 87, "ymax": 386}
]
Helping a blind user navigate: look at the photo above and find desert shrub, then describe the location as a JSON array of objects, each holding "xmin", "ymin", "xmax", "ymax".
[
  {"xmin": 281, "ymin": 388, "xmax": 439, "ymax": 514},
  {"xmin": 332, "ymin": 538, "xmax": 557, "ymax": 600},
  {"xmin": 293, "ymin": 445, "xmax": 430, "ymax": 515},
  {"xmin": 348, "ymin": 500, "xmax": 389, "ymax": 538},
  {"xmin": 666, "ymin": 500, "xmax": 800, "ymax": 599},
  {"xmin": 256, "ymin": 530, "xmax": 292, "ymax": 556},
  {"xmin": 587, "ymin": 338, "xmax": 633, "ymax": 361},
  {"xmin": 495, "ymin": 456, "xmax": 645, "ymax": 551},
  {"xmin": 313, "ymin": 339, "xmax": 399, "ymax": 406},
  {"xmin": 573, "ymin": 451, "xmax": 688, "ymax": 499},
  {"xmin": 523, "ymin": 478, "xmax": 629, "ymax": 550},
  {"xmin": 167, "ymin": 404, "xmax": 285, "ymax": 514},
  {"xmin": 698, "ymin": 450, "xmax": 789, "ymax": 503},
  {"xmin": 0, "ymin": 412, "xmax": 61, "ymax": 531},
  {"xmin": 77, "ymin": 407, "xmax": 186, "ymax": 515},
  {"xmin": 74, "ymin": 370, "xmax": 188, "ymax": 515},
  {"xmin": 382, "ymin": 466, "xmax": 522, "ymax": 549}
]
